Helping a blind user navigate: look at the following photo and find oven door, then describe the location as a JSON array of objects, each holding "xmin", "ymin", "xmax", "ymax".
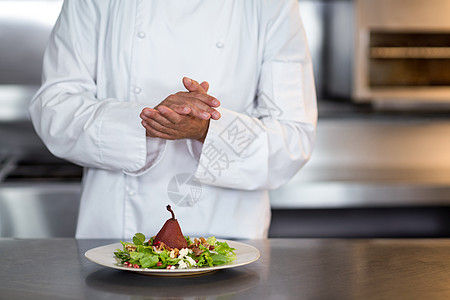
[{"xmin": 354, "ymin": 0, "xmax": 450, "ymax": 105}]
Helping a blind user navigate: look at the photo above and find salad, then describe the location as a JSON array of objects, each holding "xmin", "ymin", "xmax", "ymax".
[{"xmin": 114, "ymin": 233, "xmax": 237, "ymax": 270}]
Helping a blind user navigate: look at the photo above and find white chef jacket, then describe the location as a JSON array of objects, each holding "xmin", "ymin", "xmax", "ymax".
[{"xmin": 29, "ymin": 0, "xmax": 317, "ymax": 239}]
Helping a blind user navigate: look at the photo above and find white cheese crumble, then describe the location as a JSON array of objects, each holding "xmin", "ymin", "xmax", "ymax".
[
  {"xmin": 175, "ymin": 248, "xmax": 196, "ymax": 269},
  {"xmin": 178, "ymin": 248, "xmax": 192, "ymax": 258},
  {"xmin": 177, "ymin": 259, "xmax": 188, "ymax": 269},
  {"xmin": 185, "ymin": 256, "xmax": 197, "ymax": 267}
]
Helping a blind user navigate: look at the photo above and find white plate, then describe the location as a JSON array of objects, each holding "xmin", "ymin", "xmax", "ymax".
[{"xmin": 85, "ymin": 240, "xmax": 260, "ymax": 276}]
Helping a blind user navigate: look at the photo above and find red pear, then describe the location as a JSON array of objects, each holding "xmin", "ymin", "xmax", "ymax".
[{"xmin": 153, "ymin": 205, "xmax": 188, "ymax": 249}]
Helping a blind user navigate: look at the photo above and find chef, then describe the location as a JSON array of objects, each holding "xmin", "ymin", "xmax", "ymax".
[{"xmin": 29, "ymin": 0, "xmax": 317, "ymax": 239}]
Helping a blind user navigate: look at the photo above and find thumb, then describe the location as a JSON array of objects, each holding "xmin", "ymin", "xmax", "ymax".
[
  {"xmin": 183, "ymin": 77, "xmax": 207, "ymax": 94},
  {"xmin": 200, "ymin": 81, "xmax": 209, "ymax": 93}
]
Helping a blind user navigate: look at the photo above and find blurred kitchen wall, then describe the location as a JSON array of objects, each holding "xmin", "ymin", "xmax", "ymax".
[
  {"xmin": 0, "ymin": 0, "xmax": 77, "ymax": 238},
  {"xmin": 0, "ymin": 0, "xmax": 63, "ymax": 121},
  {"xmin": 0, "ymin": 0, "xmax": 62, "ymax": 84},
  {"xmin": 299, "ymin": 0, "xmax": 354, "ymax": 101}
]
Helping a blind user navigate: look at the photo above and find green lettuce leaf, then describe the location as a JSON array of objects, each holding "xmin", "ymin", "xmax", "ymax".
[
  {"xmin": 140, "ymin": 254, "xmax": 159, "ymax": 268},
  {"xmin": 133, "ymin": 233, "xmax": 146, "ymax": 245}
]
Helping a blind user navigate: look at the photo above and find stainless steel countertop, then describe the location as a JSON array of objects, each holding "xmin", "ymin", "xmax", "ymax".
[{"xmin": 2, "ymin": 238, "xmax": 450, "ymax": 299}]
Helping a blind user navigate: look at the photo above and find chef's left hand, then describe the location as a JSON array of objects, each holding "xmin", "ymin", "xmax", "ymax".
[{"xmin": 141, "ymin": 106, "xmax": 210, "ymax": 142}]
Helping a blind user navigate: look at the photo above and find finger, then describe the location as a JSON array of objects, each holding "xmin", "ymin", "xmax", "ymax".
[
  {"xmin": 142, "ymin": 121, "xmax": 175, "ymax": 140},
  {"xmin": 143, "ymin": 122, "xmax": 160, "ymax": 138},
  {"xmin": 190, "ymin": 104, "xmax": 220, "ymax": 120},
  {"xmin": 176, "ymin": 95, "xmax": 221, "ymax": 120},
  {"xmin": 155, "ymin": 99, "xmax": 191, "ymax": 115},
  {"xmin": 141, "ymin": 109, "xmax": 177, "ymax": 134},
  {"xmin": 175, "ymin": 100, "xmax": 211, "ymax": 120},
  {"xmin": 178, "ymin": 91, "xmax": 220, "ymax": 108},
  {"xmin": 161, "ymin": 95, "xmax": 211, "ymax": 120},
  {"xmin": 141, "ymin": 120, "xmax": 159, "ymax": 138},
  {"xmin": 183, "ymin": 77, "xmax": 207, "ymax": 94},
  {"xmin": 156, "ymin": 105, "xmax": 185, "ymax": 124},
  {"xmin": 141, "ymin": 107, "xmax": 160, "ymax": 120},
  {"xmin": 200, "ymin": 81, "xmax": 209, "ymax": 93},
  {"xmin": 140, "ymin": 107, "xmax": 152, "ymax": 119},
  {"xmin": 160, "ymin": 93, "xmax": 220, "ymax": 120},
  {"xmin": 188, "ymin": 104, "xmax": 220, "ymax": 121},
  {"xmin": 142, "ymin": 117, "xmax": 178, "ymax": 136},
  {"xmin": 167, "ymin": 105, "xmax": 191, "ymax": 116},
  {"xmin": 147, "ymin": 108, "xmax": 180, "ymax": 128},
  {"xmin": 165, "ymin": 103, "xmax": 202, "ymax": 118},
  {"xmin": 141, "ymin": 107, "xmax": 182, "ymax": 126}
]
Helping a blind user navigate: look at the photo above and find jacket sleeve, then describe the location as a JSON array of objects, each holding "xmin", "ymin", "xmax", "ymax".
[
  {"xmin": 28, "ymin": 0, "xmax": 165, "ymax": 173},
  {"xmin": 194, "ymin": 0, "xmax": 317, "ymax": 190}
]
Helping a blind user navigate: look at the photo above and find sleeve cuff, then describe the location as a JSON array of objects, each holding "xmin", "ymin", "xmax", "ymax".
[
  {"xmin": 186, "ymin": 139, "xmax": 204, "ymax": 161},
  {"xmin": 124, "ymin": 136, "xmax": 167, "ymax": 176}
]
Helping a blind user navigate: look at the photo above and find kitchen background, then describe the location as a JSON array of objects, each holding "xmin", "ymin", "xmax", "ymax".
[{"xmin": 1, "ymin": 0, "xmax": 449, "ymax": 238}]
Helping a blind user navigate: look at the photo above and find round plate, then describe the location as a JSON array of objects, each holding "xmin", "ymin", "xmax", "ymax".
[{"xmin": 85, "ymin": 240, "xmax": 260, "ymax": 276}]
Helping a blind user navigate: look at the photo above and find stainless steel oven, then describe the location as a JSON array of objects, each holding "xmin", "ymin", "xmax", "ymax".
[{"xmin": 353, "ymin": 0, "xmax": 450, "ymax": 106}]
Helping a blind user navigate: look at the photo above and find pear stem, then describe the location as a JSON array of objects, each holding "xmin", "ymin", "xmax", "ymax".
[{"xmin": 167, "ymin": 205, "xmax": 176, "ymax": 220}]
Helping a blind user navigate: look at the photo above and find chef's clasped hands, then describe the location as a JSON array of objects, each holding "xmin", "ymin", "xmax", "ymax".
[{"xmin": 140, "ymin": 77, "xmax": 221, "ymax": 143}]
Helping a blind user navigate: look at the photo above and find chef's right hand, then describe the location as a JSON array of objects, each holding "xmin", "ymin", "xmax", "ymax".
[
  {"xmin": 140, "ymin": 106, "xmax": 210, "ymax": 142},
  {"xmin": 155, "ymin": 77, "xmax": 221, "ymax": 121}
]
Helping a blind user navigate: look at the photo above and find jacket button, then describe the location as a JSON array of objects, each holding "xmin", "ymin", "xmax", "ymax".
[{"xmin": 133, "ymin": 87, "xmax": 142, "ymax": 94}]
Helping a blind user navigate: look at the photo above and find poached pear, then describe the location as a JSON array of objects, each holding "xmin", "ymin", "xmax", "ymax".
[{"xmin": 153, "ymin": 205, "xmax": 188, "ymax": 249}]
